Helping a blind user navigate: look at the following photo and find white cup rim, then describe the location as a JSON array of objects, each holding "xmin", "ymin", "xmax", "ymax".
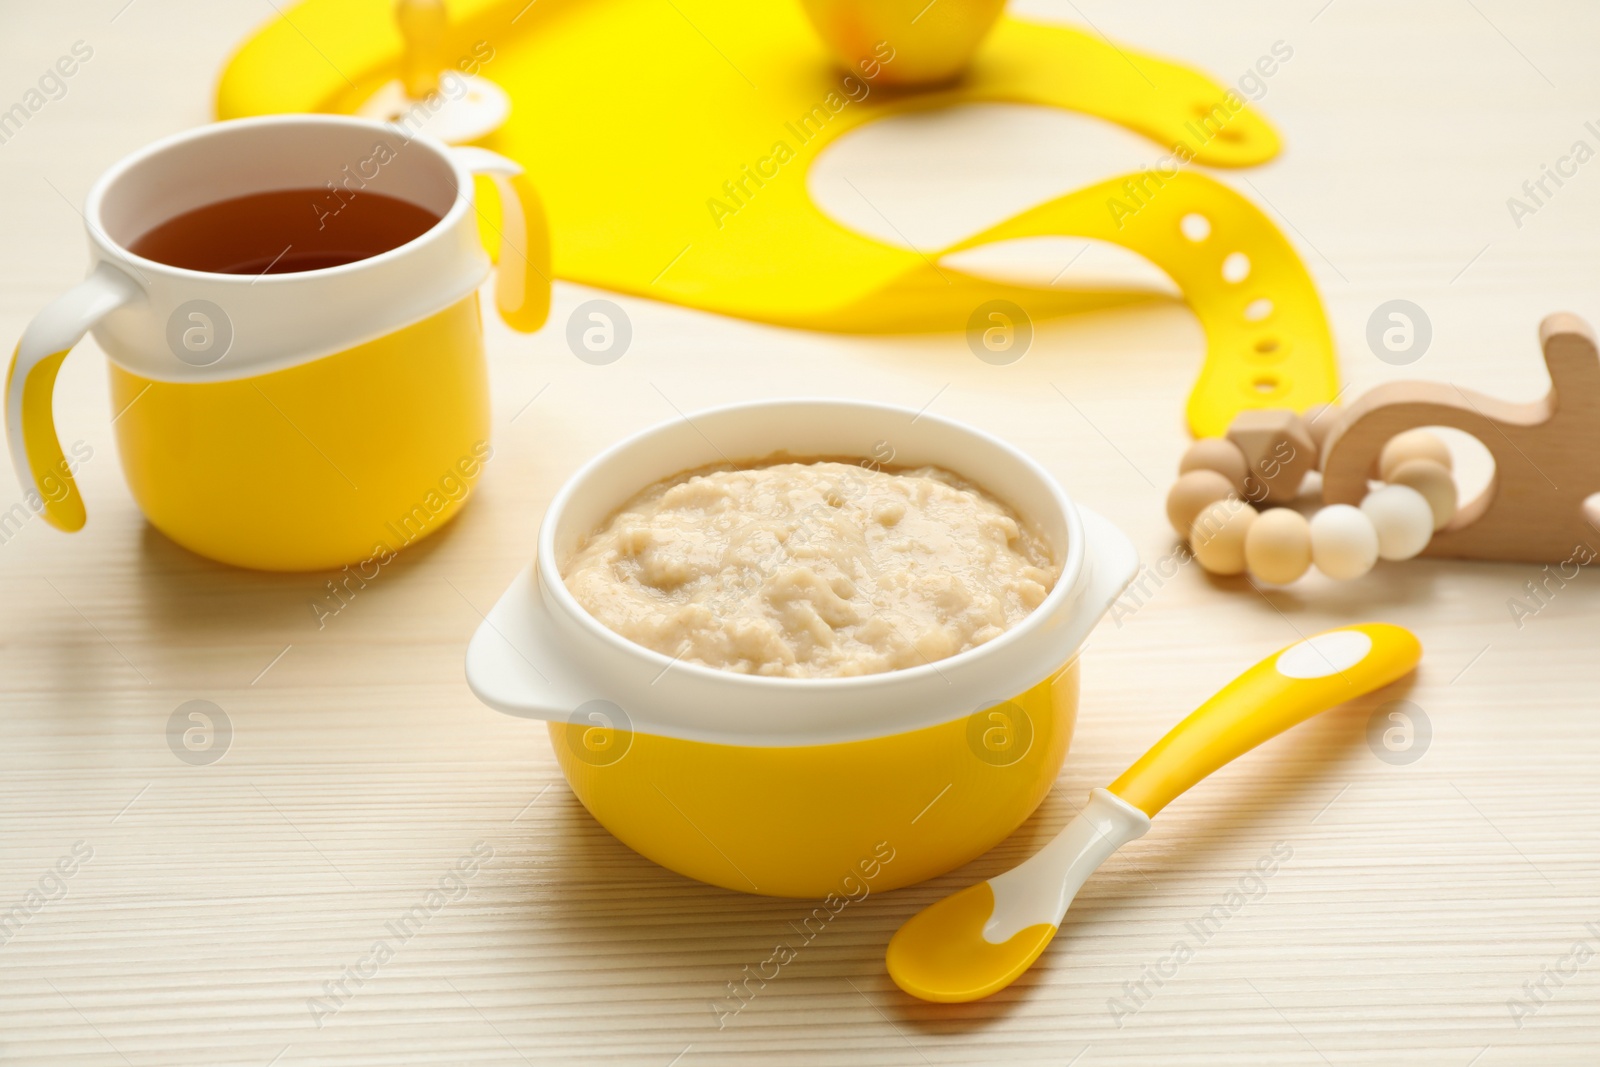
[
  {"xmin": 73, "ymin": 114, "xmax": 501, "ymax": 383},
  {"xmin": 82, "ymin": 113, "xmax": 473, "ymax": 286}
]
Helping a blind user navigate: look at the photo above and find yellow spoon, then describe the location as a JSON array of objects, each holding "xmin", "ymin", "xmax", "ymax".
[{"xmin": 886, "ymin": 622, "xmax": 1422, "ymax": 1003}]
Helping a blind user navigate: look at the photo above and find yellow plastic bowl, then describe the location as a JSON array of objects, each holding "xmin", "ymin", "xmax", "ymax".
[
  {"xmin": 466, "ymin": 399, "xmax": 1137, "ymax": 898},
  {"xmin": 548, "ymin": 666, "xmax": 1076, "ymax": 897}
]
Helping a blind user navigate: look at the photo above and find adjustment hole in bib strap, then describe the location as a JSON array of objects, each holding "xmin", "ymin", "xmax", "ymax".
[
  {"xmin": 1254, "ymin": 337, "xmax": 1281, "ymax": 355},
  {"xmin": 1222, "ymin": 252, "xmax": 1251, "ymax": 284},
  {"xmin": 1243, "ymin": 297, "xmax": 1273, "ymax": 322},
  {"xmin": 1180, "ymin": 213, "xmax": 1211, "ymax": 243}
]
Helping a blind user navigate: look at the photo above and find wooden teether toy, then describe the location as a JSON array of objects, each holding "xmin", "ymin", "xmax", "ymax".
[
  {"xmin": 1169, "ymin": 409, "xmax": 1457, "ymax": 585},
  {"xmin": 1168, "ymin": 311, "xmax": 1600, "ymax": 578},
  {"xmin": 1321, "ymin": 313, "xmax": 1600, "ymax": 563}
]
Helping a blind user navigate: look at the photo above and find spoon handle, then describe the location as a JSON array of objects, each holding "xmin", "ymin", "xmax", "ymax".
[{"xmin": 1108, "ymin": 623, "xmax": 1422, "ymax": 818}]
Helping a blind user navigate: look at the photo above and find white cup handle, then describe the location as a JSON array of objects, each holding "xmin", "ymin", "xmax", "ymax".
[
  {"xmin": 6, "ymin": 262, "xmax": 142, "ymax": 531},
  {"xmin": 452, "ymin": 146, "xmax": 551, "ymax": 333}
]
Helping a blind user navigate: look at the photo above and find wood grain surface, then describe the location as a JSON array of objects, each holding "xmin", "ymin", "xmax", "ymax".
[{"xmin": 2, "ymin": 2, "xmax": 1599, "ymax": 1064}]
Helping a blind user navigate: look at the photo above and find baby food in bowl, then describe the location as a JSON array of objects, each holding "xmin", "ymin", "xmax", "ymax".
[
  {"xmin": 560, "ymin": 459, "xmax": 1060, "ymax": 678},
  {"xmin": 464, "ymin": 398, "xmax": 1142, "ymax": 897}
]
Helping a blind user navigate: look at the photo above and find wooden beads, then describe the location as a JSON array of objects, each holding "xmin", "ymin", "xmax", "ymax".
[
  {"xmin": 1379, "ymin": 428, "xmax": 1453, "ymax": 481},
  {"xmin": 1361, "ymin": 484, "xmax": 1434, "ymax": 561},
  {"xmin": 1309, "ymin": 504, "xmax": 1379, "ymax": 579},
  {"xmin": 1387, "ymin": 458, "xmax": 1457, "ymax": 530},
  {"xmin": 1167, "ymin": 470, "xmax": 1236, "ymax": 535},
  {"xmin": 1168, "ymin": 412, "xmax": 1463, "ymax": 586},
  {"xmin": 1244, "ymin": 508, "xmax": 1311, "ymax": 584},
  {"xmin": 1179, "ymin": 438, "xmax": 1248, "ymax": 494},
  {"xmin": 1226, "ymin": 409, "xmax": 1317, "ymax": 504},
  {"xmin": 1190, "ymin": 499, "xmax": 1257, "ymax": 575}
]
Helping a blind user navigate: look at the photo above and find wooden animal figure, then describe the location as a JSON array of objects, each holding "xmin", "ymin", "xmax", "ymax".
[{"xmin": 1321, "ymin": 312, "xmax": 1600, "ymax": 563}]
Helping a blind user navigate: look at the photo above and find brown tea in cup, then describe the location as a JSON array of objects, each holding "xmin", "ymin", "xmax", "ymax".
[{"xmin": 129, "ymin": 188, "xmax": 440, "ymax": 275}]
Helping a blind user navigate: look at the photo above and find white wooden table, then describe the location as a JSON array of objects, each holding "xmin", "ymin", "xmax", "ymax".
[{"xmin": 3, "ymin": 2, "xmax": 1599, "ymax": 1063}]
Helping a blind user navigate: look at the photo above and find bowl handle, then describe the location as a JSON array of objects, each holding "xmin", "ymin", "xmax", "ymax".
[
  {"xmin": 1054, "ymin": 504, "xmax": 1141, "ymax": 660},
  {"xmin": 464, "ymin": 563, "xmax": 597, "ymax": 722}
]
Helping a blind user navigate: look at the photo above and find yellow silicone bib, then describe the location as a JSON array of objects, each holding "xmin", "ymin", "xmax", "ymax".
[{"xmin": 219, "ymin": 0, "xmax": 1337, "ymax": 434}]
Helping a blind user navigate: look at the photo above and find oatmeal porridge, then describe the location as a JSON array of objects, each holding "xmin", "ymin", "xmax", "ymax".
[{"xmin": 560, "ymin": 459, "xmax": 1058, "ymax": 678}]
